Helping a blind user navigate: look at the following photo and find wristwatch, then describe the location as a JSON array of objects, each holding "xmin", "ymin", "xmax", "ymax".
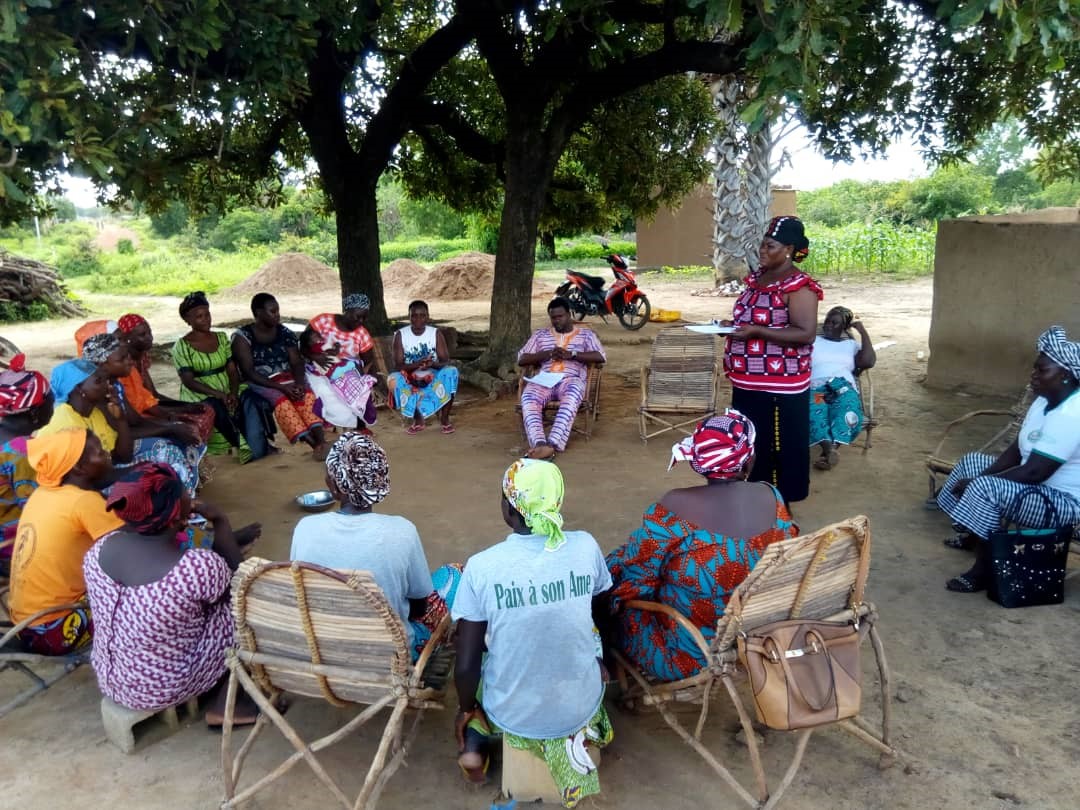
[{"xmin": 571, "ymin": 349, "xmax": 578, "ymax": 360}]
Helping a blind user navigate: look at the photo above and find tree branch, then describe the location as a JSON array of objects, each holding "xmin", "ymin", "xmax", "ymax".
[{"xmin": 410, "ymin": 102, "xmax": 503, "ymax": 167}]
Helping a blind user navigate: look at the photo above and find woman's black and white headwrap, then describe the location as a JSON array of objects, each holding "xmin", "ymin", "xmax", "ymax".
[
  {"xmin": 82, "ymin": 332, "xmax": 121, "ymax": 365},
  {"xmin": 1037, "ymin": 325, "xmax": 1080, "ymax": 380},
  {"xmin": 325, "ymin": 431, "xmax": 390, "ymax": 508}
]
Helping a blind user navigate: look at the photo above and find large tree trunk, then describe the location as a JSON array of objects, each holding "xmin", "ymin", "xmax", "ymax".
[
  {"xmin": 482, "ymin": 124, "xmax": 557, "ymax": 371},
  {"xmin": 333, "ymin": 178, "xmax": 389, "ymax": 334}
]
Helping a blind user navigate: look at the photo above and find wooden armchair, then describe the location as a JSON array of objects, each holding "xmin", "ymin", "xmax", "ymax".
[
  {"xmin": 612, "ymin": 516, "xmax": 899, "ymax": 809},
  {"xmin": 220, "ymin": 558, "xmax": 454, "ymax": 810}
]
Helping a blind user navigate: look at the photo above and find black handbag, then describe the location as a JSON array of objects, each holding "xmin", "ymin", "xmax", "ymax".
[{"xmin": 987, "ymin": 487, "xmax": 1073, "ymax": 608}]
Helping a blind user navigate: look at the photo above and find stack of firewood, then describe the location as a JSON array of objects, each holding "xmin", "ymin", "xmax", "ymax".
[{"xmin": 0, "ymin": 250, "xmax": 86, "ymax": 318}]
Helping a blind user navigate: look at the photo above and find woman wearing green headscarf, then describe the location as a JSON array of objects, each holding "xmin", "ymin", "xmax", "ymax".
[{"xmin": 451, "ymin": 459, "xmax": 613, "ymax": 806}]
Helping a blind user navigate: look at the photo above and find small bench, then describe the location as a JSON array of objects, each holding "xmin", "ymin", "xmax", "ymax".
[{"xmin": 100, "ymin": 695, "xmax": 201, "ymax": 753}]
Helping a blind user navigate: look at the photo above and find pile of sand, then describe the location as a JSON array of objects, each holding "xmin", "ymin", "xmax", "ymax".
[
  {"xmin": 411, "ymin": 252, "xmax": 495, "ymax": 301},
  {"xmin": 93, "ymin": 225, "xmax": 140, "ymax": 252},
  {"xmin": 381, "ymin": 258, "xmax": 427, "ymax": 295},
  {"xmin": 228, "ymin": 253, "xmax": 339, "ymax": 296}
]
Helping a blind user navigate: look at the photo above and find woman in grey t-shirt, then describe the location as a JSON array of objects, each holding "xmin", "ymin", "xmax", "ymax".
[{"xmin": 451, "ymin": 459, "xmax": 612, "ymax": 805}]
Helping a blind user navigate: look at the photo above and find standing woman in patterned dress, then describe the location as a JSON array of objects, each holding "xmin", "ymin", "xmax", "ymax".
[
  {"xmin": 82, "ymin": 463, "xmax": 259, "ymax": 725},
  {"xmin": 721, "ymin": 216, "xmax": 822, "ymax": 504}
]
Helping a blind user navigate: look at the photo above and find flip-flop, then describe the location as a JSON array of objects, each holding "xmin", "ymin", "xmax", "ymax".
[
  {"xmin": 942, "ymin": 533, "xmax": 976, "ymax": 551},
  {"xmin": 945, "ymin": 574, "xmax": 985, "ymax": 593},
  {"xmin": 406, "ymin": 424, "xmax": 425, "ymax": 435},
  {"xmin": 441, "ymin": 423, "xmax": 456, "ymax": 435}
]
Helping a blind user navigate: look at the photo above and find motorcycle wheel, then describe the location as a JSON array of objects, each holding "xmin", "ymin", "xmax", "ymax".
[
  {"xmin": 566, "ymin": 288, "xmax": 588, "ymax": 321},
  {"xmin": 618, "ymin": 294, "xmax": 651, "ymax": 330}
]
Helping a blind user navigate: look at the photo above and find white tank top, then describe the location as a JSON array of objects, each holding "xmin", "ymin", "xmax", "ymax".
[{"xmin": 398, "ymin": 325, "xmax": 438, "ymax": 364}]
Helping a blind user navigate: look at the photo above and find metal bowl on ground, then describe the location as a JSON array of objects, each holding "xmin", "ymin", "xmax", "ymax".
[{"xmin": 295, "ymin": 490, "xmax": 336, "ymax": 512}]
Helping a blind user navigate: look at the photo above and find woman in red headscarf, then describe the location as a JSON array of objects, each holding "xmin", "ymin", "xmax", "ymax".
[
  {"xmin": 603, "ymin": 411, "xmax": 799, "ymax": 681},
  {"xmin": 116, "ymin": 313, "xmax": 216, "ymax": 442}
]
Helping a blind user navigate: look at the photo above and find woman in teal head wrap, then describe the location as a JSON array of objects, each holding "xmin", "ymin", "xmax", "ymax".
[{"xmin": 451, "ymin": 458, "xmax": 613, "ymax": 806}]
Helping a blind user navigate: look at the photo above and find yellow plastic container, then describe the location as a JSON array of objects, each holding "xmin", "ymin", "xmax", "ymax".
[{"xmin": 650, "ymin": 309, "xmax": 682, "ymax": 322}]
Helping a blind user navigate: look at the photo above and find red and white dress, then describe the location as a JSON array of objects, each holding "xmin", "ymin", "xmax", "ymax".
[
  {"xmin": 308, "ymin": 314, "xmax": 374, "ymax": 362},
  {"xmin": 83, "ymin": 535, "xmax": 234, "ymax": 711},
  {"xmin": 724, "ymin": 269, "xmax": 823, "ymax": 394}
]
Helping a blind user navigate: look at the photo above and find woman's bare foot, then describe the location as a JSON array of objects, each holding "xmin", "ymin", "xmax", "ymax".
[
  {"xmin": 311, "ymin": 442, "xmax": 330, "ymax": 461},
  {"xmin": 527, "ymin": 443, "xmax": 556, "ymax": 460},
  {"xmin": 235, "ymin": 523, "xmax": 262, "ymax": 548}
]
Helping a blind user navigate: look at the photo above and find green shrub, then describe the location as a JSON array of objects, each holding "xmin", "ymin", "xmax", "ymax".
[
  {"xmin": 380, "ymin": 238, "xmax": 472, "ymax": 263},
  {"xmin": 209, "ymin": 209, "xmax": 281, "ymax": 251},
  {"xmin": 116, "ymin": 238, "xmax": 135, "ymax": 255},
  {"xmin": 0, "ymin": 300, "xmax": 53, "ymax": 323},
  {"xmin": 556, "ymin": 239, "xmax": 636, "ymax": 260},
  {"xmin": 56, "ymin": 240, "xmax": 103, "ymax": 277}
]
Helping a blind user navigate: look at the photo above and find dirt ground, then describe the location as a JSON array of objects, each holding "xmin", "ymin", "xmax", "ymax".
[{"xmin": 3, "ymin": 272, "xmax": 1077, "ymax": 810}]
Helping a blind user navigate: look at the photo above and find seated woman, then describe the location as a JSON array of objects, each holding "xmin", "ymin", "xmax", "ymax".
[
  {"xmin": 233, "ymin": 293, "xmax": 329, "ymax": 460},
  {"xmin": 8, "ymin": 429, "xmax": 119, "ymax": 655},
  {"xmin": 300, "ymin": 326, "xmax": 378, "ymax": 430},
  {"xmin": 115, "ymin": 312, "xmax": 216, "ymax": 442},
  {"xmin": 0, "ymin": 356, "xmax": 53, "ymax": 575},
  {"xmin": 452, "ymin": 459, "xmax": 612, "ymax": 805},
  {"xmin": 74, "ymin": 319, "xmax": 118, "ymax": 356},
  {"xmin": 290, "ymin": 432, "xmax": 459, "ymax": 660},
  {"xmin": 387, "ymin": 300, "xmax": 458, "ymax": 435},
  {"xmin": 937, "ymin": 325, "xmax": 1080, "ymax": 593},
  {"xmin": 308, "ymin": 293, "xmax": 378, "ymax": 370},
  {"xmin": 82, "ymin": 463, "xmax": 258, "ymax": 726},
  {"xmin": 173, "ymin": 291, "xmax": 275, "ymax": 463},
  {"xmin": 38, "ymin": 360, "xmax": 136, "ymax": 468},
  {"xmin": 605, "ymin": 411, "xmax": 798, "ymax": 682},
  {"xmin": 809, "ymin": 306, "xmax": 876, "ymax": 470},
  {"xmin": 83, "ymin": 333, "xmax": 204, "ymax": 495}
]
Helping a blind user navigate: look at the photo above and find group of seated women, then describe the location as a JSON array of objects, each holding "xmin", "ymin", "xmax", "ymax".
[{"xmin": 57, "ymin": 291, "xmax": 462, "ymax": 469}]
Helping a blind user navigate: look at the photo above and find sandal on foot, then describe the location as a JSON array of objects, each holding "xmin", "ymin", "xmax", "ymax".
[
  {"xmin": 441, "ymin": 423, "xmax": 456, "ymax": 435},
  {"xmin": 942, "ymin": 533, "xmax": 976, "ymax": 551},
  {"xmin": 406, "ymin": 423, "xmax": 425, "ymax": 435},
  {"xmin": 945, "ymin": 574, "xmax": 985, "ymax": 593}
]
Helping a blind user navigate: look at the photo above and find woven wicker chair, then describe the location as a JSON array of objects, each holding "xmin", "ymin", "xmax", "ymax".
[
  {"xmin": 611, "ymin": 516, "xmax": 898, "ymax": 809},
  {"xmin": 220, "ymin": 558, "xmax": 454, "ymax": 810},
  {"xmin": 638, "ymin": 327, "xmax": 721, "ymax": 442},
  {"xmin": 924, "ymin": 387, "xmax": 1034, "ymax": 508},
  {"xmin": 0, "ymin": 586, "xmax": 92, "ymax": 718}
]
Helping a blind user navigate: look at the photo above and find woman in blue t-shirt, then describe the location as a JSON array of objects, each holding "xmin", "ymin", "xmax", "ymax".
[{"xmin": 937, "ymin": 325, "xmax": 1080, "ymax": 592}]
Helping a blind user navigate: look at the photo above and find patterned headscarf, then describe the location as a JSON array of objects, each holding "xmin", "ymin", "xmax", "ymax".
[
  {"xmin": 50, "ymin": 359, "xmax": 97, "ymax": 404},
  {"xmin": 82, "ymin": 332, "xmax": 122, "ymax": 364},
  {"xmin": 0, "ymin": 354, "xmax": 50, "ymax": 416},
  {"xmin": 342, "ymin": 293, "xmax": 370, "ymax": 313},
  {"xmin": 502, "ymin": 458, "xmax": 566, "ymax": 552},
  {"xmin": 1037, "ymin": 325, "xmax": 1080, "ymax": 381},
  {"xmin": 765, "ymin": 216, "xmax": 810, "ymax": 262},
  {"xmin": 106, "ymin": 463, "xmax": 185, "ymax": 535},
  {"xmin": 118, "ymin": 313, "xmax": 149, "ymax": 334},
  {"xmin": 27, "ymin": 428, "xmax": 87, "ymax": 487},
  {"xmin": 325, "ymin": 432, "xmax": 390, "ymax": 509},
  {"xmin": 669, "ymin": 410, "xmax": 757, "ymax": 480},
  {"xmin": 179, "ymin": 291, "xmax": 210, "ymax": 319}
]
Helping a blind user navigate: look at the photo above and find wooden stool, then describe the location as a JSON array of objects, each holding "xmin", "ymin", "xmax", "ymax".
[
  {"xmin": 501, "ymin": 738, "xmax": 601, "ymax": 804},
  {"xmin": 100, "ymin": 695, "xmax": 201, "ymax": 753}
]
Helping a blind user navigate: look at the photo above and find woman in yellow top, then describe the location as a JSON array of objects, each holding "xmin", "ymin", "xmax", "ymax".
[{"xmin": 37, "ymin": 360, "xmax": 133, "ymax": 462}]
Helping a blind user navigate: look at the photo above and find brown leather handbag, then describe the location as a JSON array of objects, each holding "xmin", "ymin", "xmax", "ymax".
[{"xmin": 737, "ymin": 619, "xmax": 864, "ymax": 730}]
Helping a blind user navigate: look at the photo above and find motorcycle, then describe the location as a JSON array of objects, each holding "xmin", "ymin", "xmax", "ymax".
[{"xmin": 555, "ymin": 251, "xmax": 651, "ymax": 330}]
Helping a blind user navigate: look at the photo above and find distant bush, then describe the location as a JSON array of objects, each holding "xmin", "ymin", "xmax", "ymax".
[
  {"xmin": 380, "ymin": 238, "xmax": 472, "ymax": 263},
  {"xmin": 209, "ymin": 209, "xmax": 281, "ymax": 251},
  {"xmin": 56, "ymin": 239, "xmax": 102, "ymax": 277},
  {"xmin": 116, "ymin": 238, "xmax": 135, "ymax": 255},
  {"xmin": 556, "ymin": 239, "xmax": 636, "ymax": 260},
  {"xmin": 150, "ymin": 201, "xmax": 189, "ymax": 237},
  {"xmin": 84, "ymin": 245, "xmax": 271, "ymax": 295},
  {"xmin": 0, "ymin": 300, "xmax": 52, "ymax": 323}
]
